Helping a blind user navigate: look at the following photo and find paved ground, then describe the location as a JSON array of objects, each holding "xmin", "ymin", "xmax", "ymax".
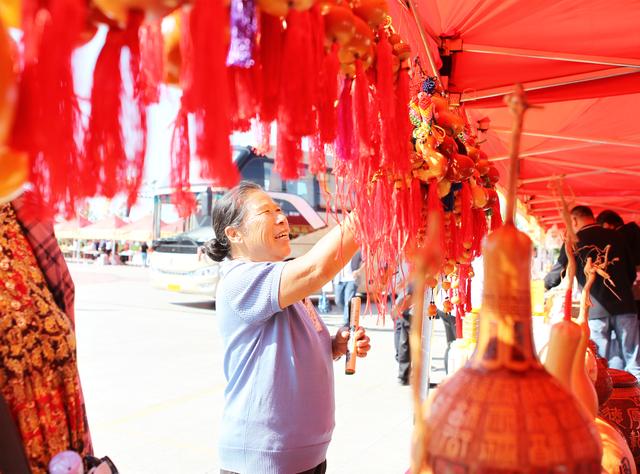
[{"xmin": 70, "ymin": 263, "xmax": 447, "ymax": 474}]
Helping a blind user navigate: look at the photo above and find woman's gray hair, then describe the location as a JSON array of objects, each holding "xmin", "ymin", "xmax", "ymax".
[{"xmin": 202, "ymin": 181, "xmax": 262, "ymax": 261}]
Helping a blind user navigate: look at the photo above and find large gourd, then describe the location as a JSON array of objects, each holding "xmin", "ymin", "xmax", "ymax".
[{"xmin": 414, "ymin": 87, "xmax": 602, "ymax": 473}]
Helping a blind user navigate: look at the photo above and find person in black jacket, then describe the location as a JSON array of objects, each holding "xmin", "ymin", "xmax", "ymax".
[
  {"xmin": 596, "ymin": 209, "xmax": 640, "ymax": 318},
  {"xmin": 544, "ymin": 205, "xmax": 639, "ymax": 378},
  {"xmin": 596, "ymin": 210, "xmax": 640, "ymax": 267}
]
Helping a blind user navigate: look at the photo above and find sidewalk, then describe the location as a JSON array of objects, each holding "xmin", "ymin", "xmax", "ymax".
[{"xmin": 70, "ymin": 263, "xmax": 449, "ymax": 473}]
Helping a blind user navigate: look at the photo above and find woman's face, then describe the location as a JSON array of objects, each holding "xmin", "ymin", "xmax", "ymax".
[{"xmin": 236, "ymin": 190, "xmax": 291, "ymax": 262}]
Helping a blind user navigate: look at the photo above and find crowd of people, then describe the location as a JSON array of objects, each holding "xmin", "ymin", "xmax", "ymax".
[{"xmin": 544, "ymin": 205, "xmax": 640, "ymax": 377}]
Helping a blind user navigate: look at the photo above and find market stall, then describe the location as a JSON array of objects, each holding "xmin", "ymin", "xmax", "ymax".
[{"xmin": 1, "ymin": 0, "xmax": 639, "ymax": 473}]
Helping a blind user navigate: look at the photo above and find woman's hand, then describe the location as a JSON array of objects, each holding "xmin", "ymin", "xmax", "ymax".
[{"xmin": 332, "ymin": 327, "xmax": 371, "ymax": 359}]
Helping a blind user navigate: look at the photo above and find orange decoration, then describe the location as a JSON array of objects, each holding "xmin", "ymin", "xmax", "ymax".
[
  {"xmin": 322, "ymin": 4, "xmax": 356, "ymax": 45},
  {"xmin": 351, "ymin": 0, "xmax": 387, "ymax": 27},
  {"xmin": 161, "ymin": 9, "xmax": 181, "ymax": 85},
  {"xmin": 0, "ymin": 149, "xmax": 28, "ymax": 204},
  {"xmin": 92, "ymin": 0, "xmax": 184, "ymax": 26},
  {"xmin": 0, "ymin": 17, "xmax": 16, "ymax": 147},
  {"xmin": 0, "ymin": 0, "xmax": 19, "ymax": 28}
]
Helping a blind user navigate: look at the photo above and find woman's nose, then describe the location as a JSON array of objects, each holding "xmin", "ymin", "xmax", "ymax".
[{"xmin": 276, "ymin": 212, "xmax": 287, "ymax": 224}]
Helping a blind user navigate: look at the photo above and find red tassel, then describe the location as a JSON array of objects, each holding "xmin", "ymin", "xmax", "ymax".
[
  {"xmin": 395, "ymin": 67, "xmax": 411, "ymax": 175},
  {"xmin": 491, "ymin": 199, "xmax": 503, "ymax": 230},
  {"xmin": 471, "ymin": 208, "xmax": 487, "ymax": 257},
  {"xmin": 318, "ymin": 43, "xmax": 340, "ymax": 144},
  {"xmin": 375, "ymin": 33, "xmax": 396, "ymax": 168},
  {"xmin": 190, "ymin": 0, "xmax": 239, "ymax": 187},
  {"xmin": 228, "ymin": 65, "xmax": 260, "ymax": 131},
  {"xmin": 275, "ymin": 127, "xmax": 302, "ymax": 180},
  {"xmin": 83, "ymin": 27, "xmax": 125, "ymax": 198},
  {"xmin": 278, "ymin": 10, "xmax": 317, "ymax": 138},
  {"xmin": 139, "ymin": 18, "xmax": 163, "ymax": 105},
  {"xmin": 353, "ymin": 60, "xmax": 371, "ymax": 156},
  {"xmin": 170, "ymin": 104, "xmax": 196, "ymax": 218},
  {"xmin": 12, "ymin": 0, "xmax": 86, "ymax": 215},
  {"xmin": 335, "ymin": 78, "xmax": 355, "ymax": 162},
  {"xmin": 446, "ymin": 211, "xmax": 457, "ymax": 262},
  {"xmin": 455, "ymin": 305, "xmax": 464, "ymax": 339},
  {"xmin": 460, "ymin": 182, "xmax": 473, "ymax": 249},
  {"xmin": 258, "ymin": 13, "xmax": 284, "ymax": 123},
  {"xmin": 423, "ymin": 179, "xmax": 445, "ymax": 272},
  {"xmin": 124, "ymin": 11, "xmax": 148, "ymax": 209},
  {"xmin": 309, "ymin": 133, "xmax": 326, "ymax": 175}
]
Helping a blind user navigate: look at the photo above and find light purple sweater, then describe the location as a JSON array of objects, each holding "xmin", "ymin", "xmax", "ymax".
[{"xmin": 217, "ymin": 259, "xmax": 335, "ymax": 474}]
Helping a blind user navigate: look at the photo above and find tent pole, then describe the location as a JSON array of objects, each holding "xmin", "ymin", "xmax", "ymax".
[
  {"xmin": 460, "ymin": 67, "xmax": 636, "ymax": 103},
  {"xmin": 492, "ymin": 128, "xmax": 640, "ymax": 148},
  {"xmin": 405, "ymin": 0, "xmax": 444, "ymax": 92},
  {"xmin": 520, "ymin": 168, "xmax": 640, "ymax": 185},
  {"xmin": 530, "ymin": 195, "xmax": 640, "ymax": 204},
  {"xmin": 461, "ymin": 43, "xmax": 640, "ymax": 69},
  {"xmin": 522, "ymin": 157, "xmax": 640, "ymax": 176},
  {"xmin": 489, "ymin": 144, "xmax": 594, "ymax": 162}
]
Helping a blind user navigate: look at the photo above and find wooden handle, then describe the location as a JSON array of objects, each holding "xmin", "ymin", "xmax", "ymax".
[{"xmin": 345, "ymin": 296, "xmax": 361, "ymax": 375}]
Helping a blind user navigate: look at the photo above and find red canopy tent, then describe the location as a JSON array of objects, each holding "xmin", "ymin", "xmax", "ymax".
[{"xmin": 388, "ymin": 0, "xmax": 640, "ymax": 226}]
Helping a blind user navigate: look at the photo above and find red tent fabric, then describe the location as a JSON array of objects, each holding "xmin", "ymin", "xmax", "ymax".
[{"xmin": 388, "ymin": 0, "xmax": 640, "ymax": 226}]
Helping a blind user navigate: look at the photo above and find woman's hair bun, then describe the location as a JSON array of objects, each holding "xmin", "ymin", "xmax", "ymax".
[{"xmin": 202, "ymin": 237, "xmax": 230, "ymax": 262}]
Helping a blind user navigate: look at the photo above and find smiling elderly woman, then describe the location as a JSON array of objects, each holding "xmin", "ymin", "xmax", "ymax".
[{"xmin": 203, "ymin": 181, "xmax": 371, "ymax": 474}]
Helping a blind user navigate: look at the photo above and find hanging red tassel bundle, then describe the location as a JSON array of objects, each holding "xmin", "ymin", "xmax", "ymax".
[
  {"xmin": 491, "ymin": 199, "xmax": 503, "ymax": 230},
  {"xmin": 394, "ymin": 66, "xmax": 411, "ymax": 175},
  {"xmin": 317, "ymin": 43, "xmax": 340, "ymax": 144},
  {"xmin": 459, "ymin": 182, "xmax": 473, "ymax": 251},
  {"xmin": 189, "ymin": 0, "xmax": 239, "ymax": 187},
  {"xmin": 124, "ymin": 10, "xmax": 148, "ymax": 209},
  {"xmin": 138, "ymin": 18, "xmax": 163, "ymax": 105},
  {"xmin": 471, "ymin": 208, "xmax": 487, "ymax": 257},
  {"xmin": 353, "ymin": 60, "xmax": 371, "ymax": 157},
  {"xmin": 11, "ymin": 0, "xmax": 86, "ymax": 216},
  {"xmin": 375, "ymin": 33, "xmax": 396, "ymax": 168},
  {"xmin": 170, "ymin": 103, "xmax": 196, "ymax": 218},
  {"xmin": 258, "ymin": 13, "xmax": 284, "ymax": 124},
  {"xmin": 423, "ymin": 178, "xmax": 445, "ymax": 273},
  {"xmin": 83, "ymin": 26, "xmax": 126, "ymax": 198},
  {"xmin": 308, "ymin": 133, "xmax": 326, "ymax": 176},
  {"xmin": 278, "ymin": 10, "xmax": 317, "ymax": 139},
  {"xmin": 275, "ymin": 127, "xmax": 302, "ymax": 179},
  {"xmin": 335, "ymin": 78, "xmax": 355, "ymax": 162},
  {"xmin": 228, "ymin": 65, "xmax": 260, "ymax": 131}
]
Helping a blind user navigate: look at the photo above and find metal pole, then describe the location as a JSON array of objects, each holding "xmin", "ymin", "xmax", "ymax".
[
  {"xmin": 405, "ymin": 0, "xmax": 444, "ymax": 92},
  {"xmin": 462, "ymin": 43, "xmax": 640, "ymax": 69},
  {"xmin": 461, "ymin": 67, "xmax": 635, "ymax": 103}
]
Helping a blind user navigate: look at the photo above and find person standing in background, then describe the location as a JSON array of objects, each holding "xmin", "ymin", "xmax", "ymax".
[
  {"xmin": 334, "ymin": 252, "xmax": 361, "ymax": 327},
  {"xmin": 140, "ymin": 241, "xmax": 149, "ymax": 267},
  {"xmin": 596, "ymin": 210, "xmax": 640, "ymax": 316},
  {"xmin": 545, "ymin": 205, "xmax": 639, "ymax": 378}
]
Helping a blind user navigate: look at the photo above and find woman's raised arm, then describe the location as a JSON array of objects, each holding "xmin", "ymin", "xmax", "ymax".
[{"xmin": 279, "ymin": 213, "xmax": 358, "ymax": 309}]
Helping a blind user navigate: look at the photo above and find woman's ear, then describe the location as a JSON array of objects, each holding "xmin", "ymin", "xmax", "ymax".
[{"xmin": 225, "ymin": 226, "xmax": 242, "ymax": 244}]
